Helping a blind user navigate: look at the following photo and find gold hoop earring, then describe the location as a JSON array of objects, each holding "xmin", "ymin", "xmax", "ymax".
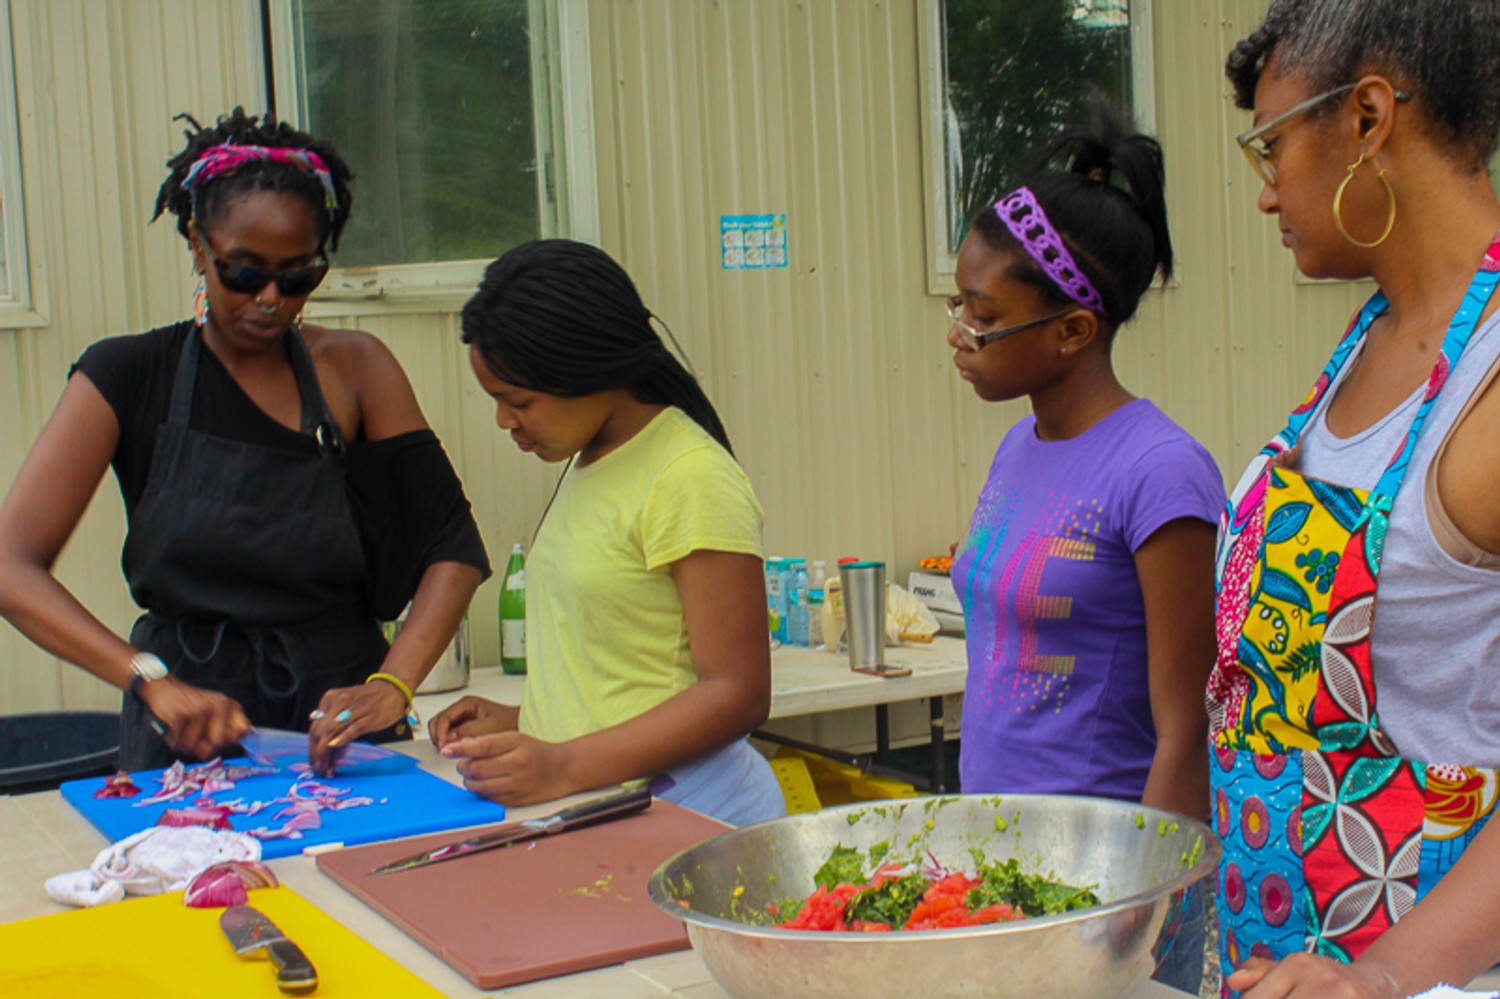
[{"xmin": 1333, "ymin": 153, "xmax": 1396, "ymax": 249}]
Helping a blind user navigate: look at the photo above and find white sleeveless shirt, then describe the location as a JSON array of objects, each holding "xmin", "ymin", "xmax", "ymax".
[{"xmin": 1297, "ymin": 309, "xmax": 1500, "ymax": 766}]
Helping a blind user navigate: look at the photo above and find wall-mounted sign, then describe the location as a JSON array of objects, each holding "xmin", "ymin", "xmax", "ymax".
[{"xmin": 720, "ymin": 213, "xmax": 788, "ymax": 270}]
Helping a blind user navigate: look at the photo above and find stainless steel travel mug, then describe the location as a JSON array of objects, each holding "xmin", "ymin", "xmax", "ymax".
[{"xmin": 839, "ymin": 561, "xmax": 886, "ymax": 670}]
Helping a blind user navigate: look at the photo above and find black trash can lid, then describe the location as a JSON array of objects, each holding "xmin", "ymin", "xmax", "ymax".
[{"xmin": 0, "ymin": 710, "xmax": 120, "ymax": 793}]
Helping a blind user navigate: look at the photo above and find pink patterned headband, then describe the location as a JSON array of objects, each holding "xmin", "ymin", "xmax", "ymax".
[
  {"xmin": 181, "ymin": 143, "xmax": 339, "ymax": 218},
  {"xmin": 994, "ymin": 187, "xmax": 1105, "ymax": 313}
]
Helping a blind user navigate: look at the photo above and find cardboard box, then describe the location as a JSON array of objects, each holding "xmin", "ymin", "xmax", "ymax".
[{"xmin": 907, "ymin": 570, "xmax": 962, "ymax": 615}]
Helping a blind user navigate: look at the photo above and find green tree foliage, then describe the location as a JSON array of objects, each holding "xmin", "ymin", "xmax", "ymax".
[
  {"xmin": 942, "ymin": 0, "xmax": 1133, "ymax": 249},
  {"xmin": 297, "ymin": 0, "xmax": 540, "ymax": 267}
]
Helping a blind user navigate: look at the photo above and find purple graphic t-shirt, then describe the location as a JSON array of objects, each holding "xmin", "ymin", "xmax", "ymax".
[{"xmin": 953, "ymin": 399, "xmax": 1224, "ymax": 801}]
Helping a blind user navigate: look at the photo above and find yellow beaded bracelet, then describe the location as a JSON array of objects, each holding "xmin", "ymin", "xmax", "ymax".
[{"xmin": 366, "ymin": 672, "xmax": 420, "ymax": 732}]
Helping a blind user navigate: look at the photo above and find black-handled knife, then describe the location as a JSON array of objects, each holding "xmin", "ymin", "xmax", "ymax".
[
  {"xmin": 370, "ymin": 786, "xmax": 652, "ymax": 875},
  {"xmin": 219, "ymin": 904, "xmax": 318, "ymax": 994}
]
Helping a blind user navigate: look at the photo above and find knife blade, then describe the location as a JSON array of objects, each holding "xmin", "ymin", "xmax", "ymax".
[
  {"xmin": 241, "ymin": 726, "xmax": 418, "ymax": 776},
  {"xmin": 370, "ymin": 786, "xmax": 652, "ymax": 875},
  {"xmin": 219, "ymin": 904, "xmax": 318, "ymax": 995}
]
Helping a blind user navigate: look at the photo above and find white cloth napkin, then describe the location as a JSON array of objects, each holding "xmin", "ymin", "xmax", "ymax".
[
  {"xmin": 1408, "ymin": 987, "xmax": 1500, "ymax": 999},
  {"xmin": 44, "ymin": 826, "xmax": 262, "ymax": 907}
]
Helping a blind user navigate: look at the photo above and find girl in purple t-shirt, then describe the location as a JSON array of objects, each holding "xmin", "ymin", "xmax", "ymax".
[{"xmin": 947, "ymin": 104, "xmax": 1224, "ymax": 821}]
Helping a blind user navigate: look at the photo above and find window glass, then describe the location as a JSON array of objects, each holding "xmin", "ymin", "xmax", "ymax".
[
  {"xmin": 939, "ymin": 0, "xmax": 1138, "ymax": 252},
  {"xmin": 287, "ymin": 0, "xmax": 542, "ymax": 268}
]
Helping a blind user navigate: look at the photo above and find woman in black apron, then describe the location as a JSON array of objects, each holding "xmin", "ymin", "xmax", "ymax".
[{"xmin": 0, "ymin": 109, "xmax": 487, "ymax": 772}]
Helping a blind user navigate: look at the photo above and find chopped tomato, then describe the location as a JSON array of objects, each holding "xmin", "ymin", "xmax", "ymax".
[{"xmin": 779, "ymin": 861, "xmax": 1056, "ymax": 932}]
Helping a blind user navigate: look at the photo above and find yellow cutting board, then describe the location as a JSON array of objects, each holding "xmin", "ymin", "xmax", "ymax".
[{"xmin": 0, "ymin": 886, "xmax": 444, "ymax": 998}]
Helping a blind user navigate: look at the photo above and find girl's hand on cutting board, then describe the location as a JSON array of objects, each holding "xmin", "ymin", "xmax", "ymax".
[
  {"xmin": 1228, "ymin": 954, "xmax": 1401, "ymax": 999},
  {"xmin": 441, "ymin": 730, "xmax": 574, "ymax": 805},
  {"xmin": 428, "ymin": 695, "xmax": 519, "ymax": 748}
]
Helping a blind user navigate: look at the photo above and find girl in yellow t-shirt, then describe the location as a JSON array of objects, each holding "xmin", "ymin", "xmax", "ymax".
[{"xmin": 429, "ymin": 239, "xmax": 785, "ymax": 827}]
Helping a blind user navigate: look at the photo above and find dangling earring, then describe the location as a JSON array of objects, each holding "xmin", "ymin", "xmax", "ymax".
[
  {"xmin": 1333, "ymin": 153, "xmax": 1397, "ymax": 249},
  {"xmin": 192, "ymin": 272, "xmax": 208, "ymax": 327}
]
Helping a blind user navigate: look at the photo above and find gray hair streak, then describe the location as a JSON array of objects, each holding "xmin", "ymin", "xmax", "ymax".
[{"xmin": 1226, "ymin": 0, "xmax": 1500, "ymax": 164}]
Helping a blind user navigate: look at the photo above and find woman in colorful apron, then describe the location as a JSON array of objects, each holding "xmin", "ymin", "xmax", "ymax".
[{"xmin": 1213, "ymin": 3, "xmax": 1500, "ymax": 996}]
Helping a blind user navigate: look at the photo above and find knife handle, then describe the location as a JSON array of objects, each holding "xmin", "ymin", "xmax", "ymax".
[
  {"xmin": 552, "ymin": 786, "xmax": 652, "ymax": 831},
  {"xmin": 267, "ymin": 939, "xmax": 318, "ymax": 995}
]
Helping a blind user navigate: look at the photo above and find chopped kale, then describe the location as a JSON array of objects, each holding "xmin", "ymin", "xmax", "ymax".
[
  {"xmin": 846, "ymin": 873, "xmax": 930, "ymax": 927},
  {"xmin": 813, "ymin": 845, "xmax": 867, "ymax": 890},
  {"xmin": 967, "ymin": 857, "xmax": 1099, "ymax": 916}
]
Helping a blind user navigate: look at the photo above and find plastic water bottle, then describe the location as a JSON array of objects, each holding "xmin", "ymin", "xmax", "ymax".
[
  {"xmin": 499, "ymin": 543, "xmax": 527, "ymax": 674},
  {"xmin": 788, "ymin": 566, "xmax": 810, "ymax": 647},
  {"xmin": 766, "ymin": 557, "xmax": 787, "ymax": 643},
  {"xmin": 807, "ymin": 560, "xmax": 827, "ymax": 649}
]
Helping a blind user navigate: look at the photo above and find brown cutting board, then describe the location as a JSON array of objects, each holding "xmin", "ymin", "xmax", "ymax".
[{"xmin": 316, "ymin": 798, "xmax": 728, "ymax": 989}]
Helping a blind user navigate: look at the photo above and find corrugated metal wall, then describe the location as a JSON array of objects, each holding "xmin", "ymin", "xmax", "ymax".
[{"xmin": 0, "ymin": 0, "xmax": 1381, "ymax": 719}]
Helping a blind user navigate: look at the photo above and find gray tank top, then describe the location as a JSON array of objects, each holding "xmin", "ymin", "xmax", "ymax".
[{"xmin": 1298, "ymin": 310, "xmax": 1500, "ymax": 766}]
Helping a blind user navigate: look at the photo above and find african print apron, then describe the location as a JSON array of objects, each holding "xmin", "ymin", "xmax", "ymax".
[{"xmin": 1207, "ymin": 233, "xmax": 1500, "ymax": 996}]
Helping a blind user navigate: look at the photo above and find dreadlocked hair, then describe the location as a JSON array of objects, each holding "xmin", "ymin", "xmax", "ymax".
[
  {"xmin": 460, "ymin": 239, "xmax": 734, "ymax": 456},
  {"xmin": 971, "ymin": 95, "xmax": 1171, "ymax": 328},
  {"xmin": 152, "ymin": 107, "xmax": 356, "ymax": 251}
]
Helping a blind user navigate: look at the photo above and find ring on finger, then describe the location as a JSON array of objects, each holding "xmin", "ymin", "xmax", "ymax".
[
  {"xmin": 335, "ymin": 709, "xmax": 352, "ymax": 724},
  {"xmin": 309, "ymin": 709, "xmax": 327, "ymax": 721}
]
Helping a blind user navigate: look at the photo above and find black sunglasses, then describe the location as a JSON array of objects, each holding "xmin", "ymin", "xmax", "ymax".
[{"xmin": 199, "ymin": 234, "xmax": 330, "ymax": 297}]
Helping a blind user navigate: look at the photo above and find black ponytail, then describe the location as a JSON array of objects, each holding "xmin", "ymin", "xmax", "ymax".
[
  {"xmin": 971, "ymin": 96, "xmax": 1171, "ymax": 328},
  {"xmin": 460, "ymin": 239, "xmax": 734, "ymax": 455}
]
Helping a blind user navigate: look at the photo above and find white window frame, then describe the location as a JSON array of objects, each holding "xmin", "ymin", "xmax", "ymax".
[
  {"xmin": 0, "ymin": 0, "xmax": 38, "ymax": 326},
  {"xmin": 917, "ymin": 0, "xmax": 1156, "ymax": 296},
  {"xmin": 261, "ymin": 0, "xmax": 598, "ymax": 317}
]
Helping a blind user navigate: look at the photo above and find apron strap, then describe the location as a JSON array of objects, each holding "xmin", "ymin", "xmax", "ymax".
[
  {"xmin": 169, "ymin": 324, "xmax": 347, "ymax": 461},
  {"xmin": 285, "ymin": 327, "xmax": 346, "ymax": 460},
  {"xmin": 1268, "ymin": 230, "xmax": 1500, "ymax": 503},
  {"xmin": 166, "ymin": 326, "xmax": 205, "ymax": 429}
]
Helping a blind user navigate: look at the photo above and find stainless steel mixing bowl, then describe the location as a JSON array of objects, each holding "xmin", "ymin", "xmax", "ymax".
[{"xmin": 648, "ymin": 794, "xmax": 1220, "ymax": 999}]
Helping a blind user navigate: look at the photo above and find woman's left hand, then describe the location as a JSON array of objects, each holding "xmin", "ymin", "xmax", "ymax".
[
  {"xmin": 440, "ymin": 731, "xmax": 576, "ymax": 806},
  {"xmin": 1228, "ymin": 953, "xmax": 1402, "ymax": 999},
  {"xmin": 307, "ymin": 680, "xmax": 408, "ymax": 774}
]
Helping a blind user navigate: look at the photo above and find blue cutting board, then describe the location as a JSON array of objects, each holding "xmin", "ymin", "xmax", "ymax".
[{"xmin": 59, "ymin": 758, "xmax": 506, "ymax": 859}]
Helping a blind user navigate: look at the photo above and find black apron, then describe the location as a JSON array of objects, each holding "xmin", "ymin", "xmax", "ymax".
[{"xmin": 119, "ymin": 326, "xmax": 405, "ymax": 769}]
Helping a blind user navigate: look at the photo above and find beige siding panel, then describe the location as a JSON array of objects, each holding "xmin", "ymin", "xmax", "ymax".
[{"xmin": 594, "ymin": 0, "xmax": 967, "ymax": 572}]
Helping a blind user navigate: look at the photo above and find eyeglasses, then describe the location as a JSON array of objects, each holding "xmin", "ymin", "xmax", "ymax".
[
  {"xmin": 198, "ymin": 232, "xmax": 329, "ymax": 297},
  {"xmin": 1237, "ymin": 83, "xmax": 1412, "ymax": 188},
  {"xmin": 945, "ymin": 295, "xmax": 1073, "ymax": 351}
]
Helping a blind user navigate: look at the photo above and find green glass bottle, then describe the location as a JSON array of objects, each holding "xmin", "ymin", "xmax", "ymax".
[{"xmin": 499, "ymin": 543, "xmax": 527, "ymax": 674}]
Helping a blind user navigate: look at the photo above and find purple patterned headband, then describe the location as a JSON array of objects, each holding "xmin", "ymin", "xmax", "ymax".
[
  {"xmin": 181, "ymin": 143, "xmax": 339, "ymax": 218},
  {"xmin": 993, "ymin": 187, "xmax": 1105, "ymax": 313}
]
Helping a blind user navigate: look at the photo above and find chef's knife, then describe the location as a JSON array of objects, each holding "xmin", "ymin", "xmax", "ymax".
[
  {"xmin": 370, "ymin": 786, "xmax": 652, "ymax": 875},
  {"xmin": 219, "ymin": 904, "xmax": 318, "ymax": 995}
]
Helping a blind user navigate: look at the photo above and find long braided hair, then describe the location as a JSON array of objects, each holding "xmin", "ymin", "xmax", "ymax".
[
  {"xmin": 152, "ymin": 107, "xmax": 356, "ymax": 251},
  {"xmin": 461, "ymin": 239, "xmax": 734, "ymax": 455}
]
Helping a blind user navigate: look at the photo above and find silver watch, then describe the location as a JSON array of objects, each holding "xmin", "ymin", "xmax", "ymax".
[{"xmin": 129, "ymin": 652, "xmax": 169, "ymax": 682}]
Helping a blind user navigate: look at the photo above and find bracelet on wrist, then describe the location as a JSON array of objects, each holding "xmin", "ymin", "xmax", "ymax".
[
  {"xmin": 366, "ymin": 672, "xmax": 420, "ymax": 731},
  {"xmin": 127, "ymin": 652, "xmax": 168, "ymax": 702}
]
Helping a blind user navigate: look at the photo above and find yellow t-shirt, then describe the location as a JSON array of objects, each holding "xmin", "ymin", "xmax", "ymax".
[{"xmin": 519, "ymin": 407, "xmax": 764, "ymax": 743}]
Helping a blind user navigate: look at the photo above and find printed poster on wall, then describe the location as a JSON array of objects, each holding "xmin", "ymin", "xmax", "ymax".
[{"xmin": 720, "ymin": 213, "xmax": 788, "ymax": 270}]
